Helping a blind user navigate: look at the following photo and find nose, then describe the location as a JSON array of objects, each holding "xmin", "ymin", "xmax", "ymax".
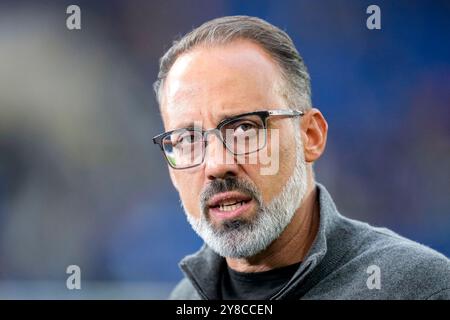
[{"xmin": 204, "ymin": 130, "xmax": 239, "ymax": 181}]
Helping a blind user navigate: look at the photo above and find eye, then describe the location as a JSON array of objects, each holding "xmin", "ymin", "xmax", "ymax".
[
  {"xmin": 233, "ymin": 121, "xmax": 259, "ymax": 135},
  {"xmin": 237, "ymin": 123, "xmax": 254, "ymax": 131}
]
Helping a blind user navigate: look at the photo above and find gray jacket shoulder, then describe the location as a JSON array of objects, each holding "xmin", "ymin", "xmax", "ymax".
[
  {"xmin": 349, "ymin": 219, "xmax": 450, "ymax": 299},
  {"xmin": 306, "ymin": 216, "xmax": 450, "ymax": 299},
  {"xmin": 169, "ymin": 278, "xmax": 202, "ymax": 300}
]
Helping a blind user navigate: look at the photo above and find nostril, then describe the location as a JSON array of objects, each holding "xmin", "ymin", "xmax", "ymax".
[
  {"xmin": 207, "ymin": 170, "xmax": 236, "ymax": 181},
  {"xmin": 223, "ymin": 172, "xmax": 237, "ymax": 179}
]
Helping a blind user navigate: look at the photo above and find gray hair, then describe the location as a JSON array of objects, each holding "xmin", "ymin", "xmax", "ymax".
[{"xmin": 154, "ymin": 15, "xmax": 312, "ymax": 111}]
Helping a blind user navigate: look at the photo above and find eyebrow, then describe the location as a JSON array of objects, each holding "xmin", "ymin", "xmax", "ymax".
[
  {"xmin": 172, "ymin": 111, "xmax": 247, "ymax": 131},
  {"xmin": 173, "ymin": 121, "xmax": 197, "ymax": 130}
]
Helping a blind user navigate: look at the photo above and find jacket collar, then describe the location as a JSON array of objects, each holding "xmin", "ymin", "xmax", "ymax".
[{"xmin": 179, "ymin": 183, "xmax": 352, "ymax": 300}]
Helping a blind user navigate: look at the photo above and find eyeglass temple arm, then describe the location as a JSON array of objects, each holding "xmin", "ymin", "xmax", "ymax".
[{"xmin": 267, "ymin": 109, "xmax": 304, "ymax": 117}]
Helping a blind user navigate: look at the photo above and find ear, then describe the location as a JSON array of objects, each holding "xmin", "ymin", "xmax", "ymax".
[{"xmin": 301, "ymin": 108, "xmax": 328, "ymax": 163}]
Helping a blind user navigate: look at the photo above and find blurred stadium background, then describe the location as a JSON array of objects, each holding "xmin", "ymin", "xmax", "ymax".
[{"xmin": 0, "ymin": 0, "xmax": 449, "ymax": 299}]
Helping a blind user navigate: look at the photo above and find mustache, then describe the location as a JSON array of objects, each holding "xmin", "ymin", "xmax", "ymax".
[{"xmin": 200, "ymin": 176, "xmax": 262, "ymax": 214}]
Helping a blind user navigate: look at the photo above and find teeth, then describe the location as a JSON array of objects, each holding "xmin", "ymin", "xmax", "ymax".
[
  {"xmin": 219, "ymin": 201, "xmax": 244, "ymax": 212},
  {"xmin": 222, "ymin": 200, "xmax": 238, "ymax": 206}
]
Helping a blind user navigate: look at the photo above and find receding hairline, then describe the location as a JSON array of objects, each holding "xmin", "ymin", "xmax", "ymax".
[
  {"xmin": 159, "ymin": 38, "xmax": 297, "ymax": 109},
  {"xmin": 169, "ymin": 37, "xmax": 286, "ymax": 70},
  {"xmin": 155, "ymin": 15, "xmax": 312, "ymax": 112}
]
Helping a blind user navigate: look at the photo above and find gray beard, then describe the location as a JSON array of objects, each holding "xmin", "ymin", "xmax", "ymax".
[{"xmin": 183, "ymin": 131, "xmax": 308, "ymax": 258}]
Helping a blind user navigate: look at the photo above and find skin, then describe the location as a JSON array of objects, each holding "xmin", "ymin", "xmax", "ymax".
[{"xmin": 160, "ymin": 39, "xmax": 328, "ymax": 273}]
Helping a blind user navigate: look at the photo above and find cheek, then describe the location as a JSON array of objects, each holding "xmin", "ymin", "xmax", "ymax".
[
  {"xmin": 173, "ymin": 173, "xmax": 203, "ymax": 218},
  {"xmin": 278, "ymin": 131, "xmax": 298, "ymax": 178},
  {"xmin": 250, "ymin": 131, "xmax": 296, "ymax": 203}
]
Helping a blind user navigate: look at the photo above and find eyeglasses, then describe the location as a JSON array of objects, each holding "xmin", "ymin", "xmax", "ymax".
[{"xmin": 152, "ymin": 109, "xmax": 304, "ymax": 169}]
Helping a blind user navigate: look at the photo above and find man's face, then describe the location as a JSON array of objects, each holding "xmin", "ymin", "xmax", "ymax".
[{"xmin": 160, "ymin": 40, "xmax": 308, "ymax": 258}]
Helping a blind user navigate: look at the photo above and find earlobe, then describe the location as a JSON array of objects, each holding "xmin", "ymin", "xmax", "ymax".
[{"xmin": 303, "ymin": 108, "xmax": 328, "ymax": 163}]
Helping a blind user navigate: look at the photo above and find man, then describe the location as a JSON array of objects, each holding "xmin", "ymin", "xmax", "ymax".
[{"xmin": 152, "ymin": 16, "xmax": 450, "ymax": 299}]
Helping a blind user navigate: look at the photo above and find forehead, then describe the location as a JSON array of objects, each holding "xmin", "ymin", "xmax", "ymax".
[{"xmin": 160, "ymin": 40, "xmax": 285, "ymax": 130}]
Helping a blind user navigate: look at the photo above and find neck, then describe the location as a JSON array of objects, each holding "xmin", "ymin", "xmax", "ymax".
[{"xmin": 226, "ymin": 182, "xmax": 320, "ymax": 273}]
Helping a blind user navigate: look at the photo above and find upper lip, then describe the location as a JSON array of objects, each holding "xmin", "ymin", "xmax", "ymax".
[{"xmin": 207, "ymin": 192, "xmax": 252, "ymax": 208}]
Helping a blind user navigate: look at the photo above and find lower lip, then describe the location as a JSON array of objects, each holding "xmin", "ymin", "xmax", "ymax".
[{"xmin": 209, "ymin": 200, "xmax": 254, "ymax": 220}]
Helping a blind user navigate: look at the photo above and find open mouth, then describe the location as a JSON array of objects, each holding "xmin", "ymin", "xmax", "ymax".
[
  {"xmin": 212, "ymin": 199, "xmax": 251, "ymax": 212},
  {"xmin": 207, "ymin": 192, "xmax": 254, "ymax": 220}
]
